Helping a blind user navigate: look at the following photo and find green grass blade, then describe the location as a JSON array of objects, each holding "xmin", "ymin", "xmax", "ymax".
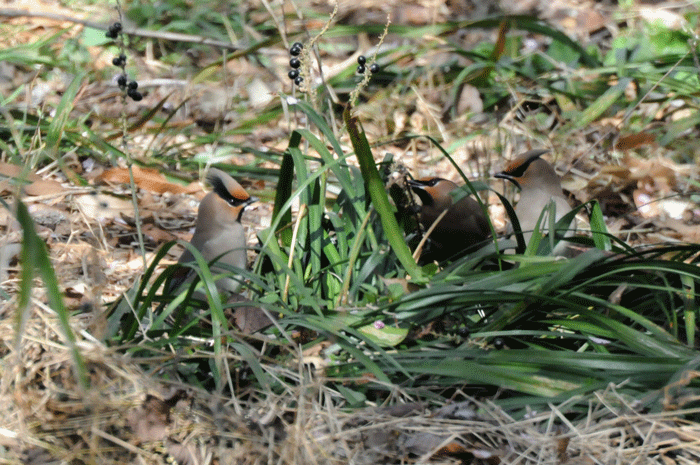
[
  {"xmin": 272, "ymin": 135, "xmax": 298, "ymax": 245},
  {"xmin": 588, "ymin": 200, "xmax": 612, "ymax": 251},
  {"xmin": 15, "ymin": 199, "xmax": 88, "ymax": 388},
  {"xmin": 344, "ymin": 107, "xmax": 422, "ymax": 280},
  {"xmin": 45, "ymin": 72, "xmax": 85, "ymax": 163},
  {"xmin": 682, "ymin": 275, "xmax": 697, "ymax": 347}
]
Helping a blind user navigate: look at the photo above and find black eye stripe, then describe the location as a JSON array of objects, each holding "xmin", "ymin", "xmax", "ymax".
[
  {"xmin": 509, "ymin": 163, "xmax": 530, "ymax": 177},
  {"xmin": 227, "ymin": 197, "xmax": 250, "ymax": 207}
]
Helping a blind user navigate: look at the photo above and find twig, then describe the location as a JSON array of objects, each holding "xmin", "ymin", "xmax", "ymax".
[{"xmin": 412, "ymin": 208, "xmax": 449, "ymax": 262}]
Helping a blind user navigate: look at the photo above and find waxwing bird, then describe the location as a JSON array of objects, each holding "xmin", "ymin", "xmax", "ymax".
[
  {"xmin": 495, "ymin": 150, "xmax": 574, "ymax": 253},
  {"xmin": 168, "ymin": 168, "xmax": 257, "ymax": 294},
  {"xmin": 408, "ymin": 177, "xmax": 491, "ymax": 262}
]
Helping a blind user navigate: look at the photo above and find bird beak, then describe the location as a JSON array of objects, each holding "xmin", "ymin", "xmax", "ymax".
[
  {"xmin": 494, "ymin": 172, "xmax": 520, "ymax": 190},
  {"xmin": 406, "ymin": 179, "xmax": 434, "ymax": 205},
  {"xmin": 406, "ymin": 179, "xmax": 430, "ymax": 192},
  {"xmin": 244, "ymin": 196, "xmax": 259, "ymax": 207}
]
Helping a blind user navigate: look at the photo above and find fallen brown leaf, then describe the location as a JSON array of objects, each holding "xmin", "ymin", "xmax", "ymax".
[
  {"xmin": 127, "ymin": 391, "xmax": 188, "ymax": 444},
  {"xmin": 141, "ymin": 223, "xmax": 177, "ymax": 244},
  {"xmin": 22, "ymin": 179, "xmax": 65, "ymax": 196},
  {"xmin": 97, "ymin": 166, "xmax": 199, "ymax": 194},
  {"xmin": 0, "ymin": 161, "xmax": 41, "ymax": 182},
  {"xmin": 228, "ymin": 292, "xmax": 274, "ymax": 334},
  {"xmin": 615, "ymin": 132, "xmax": 656, "ymax": 151}
]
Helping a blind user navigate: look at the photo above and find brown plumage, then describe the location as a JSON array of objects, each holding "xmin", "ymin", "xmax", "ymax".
[
  {"xmin": 169, "ymin": 168, "xmax": 256, "ymax": 293},
  {"xmin": 495, "ymin": 150, "xmax": 574, "ymax": 252},
  {"xmin": 408, "ymin": 177, "xmax": 491, "ymax": 262}
]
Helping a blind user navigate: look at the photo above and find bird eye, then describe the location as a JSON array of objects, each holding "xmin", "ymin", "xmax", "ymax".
[{"xmin": 228, "ymin": 196, "xmax": 250, "ymax": 207}]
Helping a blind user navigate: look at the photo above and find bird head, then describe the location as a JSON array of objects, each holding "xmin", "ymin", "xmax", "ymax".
[
  {"xmin": 206, "ymin": 168, "xmax": 257, "ymax": 221},
  {"xmin": 407, "ymin": 177, "xmax": 458, "ymax": 211},
  {"xmin": 495, "ymin": 149, "xmax": 561, "ymax": 193}
]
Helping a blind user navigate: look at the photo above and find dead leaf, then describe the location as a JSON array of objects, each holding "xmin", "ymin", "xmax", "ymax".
[
  {"xmin": 302, "ymin": 340, "xmax": 331, "ymax": 359},
  {"xmin": 625, "ymin": 154, "xmax": 683, "ymax": 193},
  {"xmin": 97, "ymin": 166, "xmax": 198, "ymax": 194},
  {"xmin": 660, "ymin": 218, "xmax": 700, "ymax": 242},
  {"xmin": 399, "ymin": 431, "xmax": 448, "ymax": 457},
  {"xmin": 225, "ymin": 293, "xmax": 275, "ymax": 334},
  {"xmin": 577, "ymin": 9, "xmax": 606, "ymax": 33},
  {"xmin": 22, "ymin": 179, "xmax": 64, "ymax": 196},
  {"xmin": 74, "ymin": 193, "xmax": 134, "ymax": 221},
  {"xmin": 615, "ymin": 132, "xmax": 656, "ymax": 151},
  {"xmin": 166, "ymin": 441, "xmax": 202, "ymax": 465},
  {"xmin": 380, "ymin": 276, "xmax": 421, "ymax": 294},
  {"xmin": 26, "ymin": 203, "xmax": 68, "ymax": 227},
  {"xmin": 127, "ymin": 391, "xmax": 188, "ymax": 445},
  {"xmin": 456, "ymin": 84, "xmax": 484, "ymax": 115},
  {"xmin": 0, "ymin": 243, "xmax": 21, "ymax": 281},
  {"xmin": 141, "ymin": 224, "xmax": 177, "ymax": 244},
  {"xmin": 557, "ymin": 436, "xmax": 571, "ymax": 462},
  {"xmin": 127, "ymin": 396, "xmax": 170, "ymax": 444},
  {"xmin": 0, "ymin": 162, "xmax": 41, "ymax": 182},
  {"xmin": 247, "ymin": 78, "xmax": 273, "ymax": 108},
  {"xmin": 434, "ymin": 401, "xmax": 479, "ymax": 421},
  {"xmin": 633, "ymin": 189, "xmax": 659, "ymax": 218},
  {"xmin": 0, "ymin": 207, "xmax": 16, "ymax": 228},
  {"xmin": 640, "ymin": 7, "xmax": 687, "ymax": 30}
]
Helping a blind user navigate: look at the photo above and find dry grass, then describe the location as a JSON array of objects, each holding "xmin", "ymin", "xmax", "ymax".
[{"xmin": 3, "ymin": 306, "xmax": 700, "ymax": 464}]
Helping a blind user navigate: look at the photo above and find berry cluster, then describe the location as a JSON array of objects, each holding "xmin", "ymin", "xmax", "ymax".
[
  {"xmin": 287, "ymin": 42, "xmax": 304, "ymax": 87},
  {"xmin": 112, "ymin": 53, "xmax": 126, "ymax": 67},
  {"xmin": 356, "ymin": 55, "xmax": 379, "ymax": 75},
  {"xmin": 118, "ymin": 76, "xmax": 142, "ymax": 101},
  {"xmin": 106, "ymin": 21, "xmax": 143, "ymax": 101},
  {"xmin": 105, "ymin": 21, "xmax": 122, "ymax": 39}
]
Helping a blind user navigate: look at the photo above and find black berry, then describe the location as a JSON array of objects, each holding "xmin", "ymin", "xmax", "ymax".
[
  {"xmin": 357, "ymin": 55, "xmax": 366, "ymax": 66},
  {"xmin": 458, "ymin": 326, "xmax": 470, "ymax": 338},
  {"xmin": 370, "ymin": 63, "xmax": 379, "ymax": 73},
  {"xmin": 127, "ymin": 80, "xmax": 138, "ymax": 90},
  {"xmin": 106, "ymin": 22, "xmax": 122, "ymax": 39},
  {"xmin": 294, "ymin": 76, "xmax": 303, "ymax": 86},
  {"xmin": 290, "ymin": 42, "xmax": 303, "ymax": 56},
  {"xmin": 289, "ymin": 58, "xmax": 300, "ymax": 69},
  {"xmin": 117, "ymin": 74, "xmax": 127, "ymax": 87},
  {"xmin": 288, "ymin": 69, "xmax": 299, "ymax": 80},
  {"xmin": 493, "ymin": 338, "xmax": 504, "ymax": 350},
  {"xmin": 127, "ymin": 89, "xmax": 143, "ymax": 101},
  {"xmin": 356, "ymin": 65, "xmax": 365, "ymax": 74}
]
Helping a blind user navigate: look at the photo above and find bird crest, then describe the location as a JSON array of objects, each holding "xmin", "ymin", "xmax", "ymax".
[
  {"xmin": 501, "ymin": 149, "xmax": 550, "ymax": 178},
  {"xmin": 207, "ymin": 168, "xmax": 252, "ymax": 207}
]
